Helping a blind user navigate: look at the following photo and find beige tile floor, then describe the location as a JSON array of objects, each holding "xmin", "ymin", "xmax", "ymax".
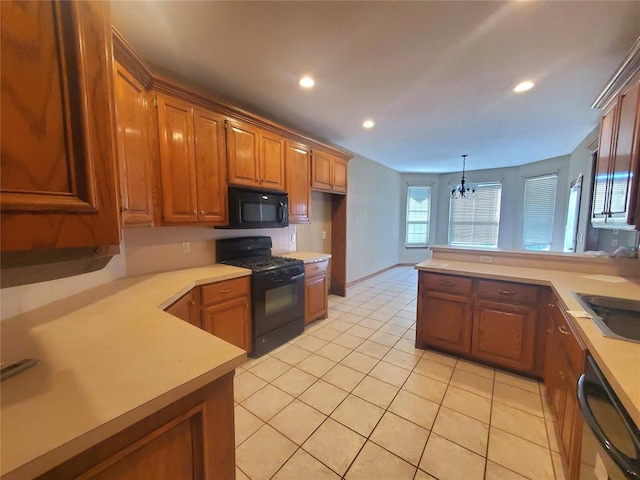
[{"xmin": 234, "ymin": 266, "xmax": 565, "ymax": 480}]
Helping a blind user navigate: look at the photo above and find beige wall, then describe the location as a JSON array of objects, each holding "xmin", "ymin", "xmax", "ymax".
[
  {"xmin": 346, "ymin": 155, "xmax": 402, "ymax": 283},
  {"xmin": 0, "ymin": 243, "xmax": 127, "ymax": 320},
  {"xmin": 123, "ymin": 225, "xmax": 297, "ymax": 276},
  {"xmin": 297, "ymin": 191, "xmax": 332, "ymax": 254}
]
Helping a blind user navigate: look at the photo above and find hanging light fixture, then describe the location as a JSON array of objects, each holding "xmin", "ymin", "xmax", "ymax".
[{"xmin": 450, "ymin": 154, "xmax": 476, "ymax": 199}]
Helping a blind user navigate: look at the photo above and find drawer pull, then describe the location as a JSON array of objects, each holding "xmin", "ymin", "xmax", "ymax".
[
  {"xmin": 558, "ymin": 325, "xmax": 570, "ymax": 335},
  {"xmin": 190, "ymin": 300, "xmax": 195, "ymax": 306},
  {"xmin": 498, "ymin": 289, "xmax": 515, "ymax": 295},
  {"xmin": 313, "ymin": 266, "xmax": 320, "ymax": 270},
  {"xmin": 547, "ymin": 328, "xmax": 553, "ymax": 333},
  {"xmin": 220, "ymin": 289, "xmax": 232, "ymax": 294},
  {"xmin": 559, "ymin": 371, "xmax": 565, "ymax": 380},
  {"xmin": 548, "ymin": 303, "xmax": 555, "ymax": 308},
  {"xmin": 440, "ymin": 281, "xmax": 455, "ymax": 287}
]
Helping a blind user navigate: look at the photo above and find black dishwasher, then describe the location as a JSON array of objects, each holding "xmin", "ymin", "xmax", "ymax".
[{"xmin": 577, "ymin": 354, "xmax": 640, "ymax": 479}]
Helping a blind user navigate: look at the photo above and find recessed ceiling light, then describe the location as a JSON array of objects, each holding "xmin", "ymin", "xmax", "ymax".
[
  {"xmin": 362, "ymin": 119, "xmax": 375, "ymax": 129},
  {"xmin": 513, "ymin": 81, "xmax": 535, "ymax": 93},
  {"xmin": 299, "ymin": 76, "xmax": 315, "ymax": 88}
]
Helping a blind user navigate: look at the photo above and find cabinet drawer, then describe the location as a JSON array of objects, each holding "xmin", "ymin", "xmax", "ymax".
[
  {"xmin": 475, "ymin": 279, "xmax": 539, "ymax": 305},
  {"xmin": 422, "ymin": 273, "xmax": 472, "ymax": 295},
  {"xmin": 201, "ymin": 277, "xmax": 250, "ymax": 305},
  {"xmin": 556, "ymin": 309, "xmax": 587, "ymax": 374},
  {"xmin": 305, "ymin": 260, "xmax": 328, "ymax": 278}
]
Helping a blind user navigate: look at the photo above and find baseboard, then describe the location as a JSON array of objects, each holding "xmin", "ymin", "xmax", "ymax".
[{"xmin": 346, "ymin": 263, "xmax": 415, "ymax": 288}]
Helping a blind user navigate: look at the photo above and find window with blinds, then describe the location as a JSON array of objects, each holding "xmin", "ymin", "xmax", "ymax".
[
  {"xmin": 448, "ymin": 182, "xmax": 502, "ymax": 248},
  {"xmin": 406, "ymin": 186, "xmax": 431, "ymax": 247},
  {"xmin": 522, "ymin": 173, "xmax": 558, "ymax": 251}
]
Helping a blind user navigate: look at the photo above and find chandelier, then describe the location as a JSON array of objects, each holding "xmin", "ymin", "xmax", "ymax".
[{"xmin": 450, "ymin": 154, "xmax": 476, "ymax": 199}]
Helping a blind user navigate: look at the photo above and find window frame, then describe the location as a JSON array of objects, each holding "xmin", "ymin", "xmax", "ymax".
[
  {"xmin": 405, "ymin": 185, "xmax": 431, "ymax": 248},
  {"xmin": 447, "ymin": 181, "xmax": 502, "ymax": 248},
  {"xmin": 522, "ymin": 173, "xmax": 558, "ymax": 251}
]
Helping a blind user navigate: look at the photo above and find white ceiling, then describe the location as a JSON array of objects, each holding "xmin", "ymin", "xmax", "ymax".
[{"xmin": 111, "ymin": 1, "xmax": 640, "ymax": 174}]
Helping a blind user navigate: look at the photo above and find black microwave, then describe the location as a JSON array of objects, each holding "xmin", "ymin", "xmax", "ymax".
[{"xmin": 226, "ymin": 186, "xmax": 289, "ymax": 229}]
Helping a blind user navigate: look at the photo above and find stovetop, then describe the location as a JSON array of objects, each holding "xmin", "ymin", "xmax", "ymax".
[{"xmin": 221, "ymin": 255, "xmax": 302, "ymax": 272}]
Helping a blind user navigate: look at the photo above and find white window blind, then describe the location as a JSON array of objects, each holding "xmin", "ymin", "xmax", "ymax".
[
  {"xmin": 522, "ymin": 174, "xmax": 557, "ymax": 251},
  {"xmin": 448, "ymin": 182, "xmax": 502, "ymax": 248},
  {"xmin": 406, "ymin": 186, "xmax": 431, "ymax": 247}
]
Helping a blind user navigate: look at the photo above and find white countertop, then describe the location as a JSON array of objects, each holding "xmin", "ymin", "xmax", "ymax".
[
  {"xmin": 287, "ymin": 251, "xmax": 332, "ymax": 264},
  {"xmin": 0, "ymin": 264, "xmax": 251, "ymax": 480},
  {"xmin": 415, "ymin": 259, "xmax": 640, "ymax": 425}
]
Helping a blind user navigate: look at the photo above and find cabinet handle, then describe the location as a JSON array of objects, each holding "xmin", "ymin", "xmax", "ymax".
[
  {"xmin": 120, "ymin": 207, "xmax": 129, "ymax": 213},
  {"xmin": 440, "ymin": 280, "xmax": 455, "ymax": 287},
  {"xmin": 193, "ymin": 210, "xmax": 197, "ymax": 215},
  {"xmin": 200, "ymin": 210, "xmax": 205, "ymax": 215},
  {"xmin": 547, "ymin": 328, "xmax": 553, "ymax": 333},
  {"xmin": 313, "ymin": 266, "xmax": 320, "ymax": 270},
  {"xmin": 189, "ymin": 301, "xmax": 195, "ymax": 306},
  {"xmin": 558, "ymin": 325, "xmax": 570, "ymax": 335},
  {"xmin": 220, "ymin": 289, "xmax": 232, "ymax": 293},
  {"xmin": 498, "ymin": 289, "xmax": 515, "ymax": 296},
  {"xmin": 559, "ymin": 371, "xmax": 565, "ymax": 380},
  {"xmin": 548, "ymin": 303, "xmax": 555, "ymax": 308}
]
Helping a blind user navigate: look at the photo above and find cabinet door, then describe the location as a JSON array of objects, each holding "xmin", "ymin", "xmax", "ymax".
[
  {"xmin": 305, "ymin": 274, "xmax": 328, "ymax": 324},
  {"xmin": 194, "ymin": 109, "xmax": 227, "ymax": 223},
  {"xmin": 165, "ymin": 290, "xmax": 200, "ymax": 328},
  {"xmin": 311, "ymin": 150, "xmax": 333, "ymax": 191},
  {"xmin": 285, "ymin": 142, "xmax": 310, "ymax": 223},
  {"xmin": 332, "ymin": 157, "xmax": 348, "ymax": 194},
  {"xmin": 471, "ymin": 300, "xmax": 536, "ymax": 373},
  {"xmin": 202, "ymin": 296, "xmax": 251, "ymax": 352},
  {"xmin": 226, "ymin": 120, "xmax": 260, "ymax": 188},
  {"xmin": 593, "ymin": 103, "xmax": 616, "ymax": 224},
  {"xmin": 157, "ymin": 95, "xmax": 198, "ymax": 223},
  {"xmin": 1, "ymin": 0, "xmax": 120, "ymax": 251},
  {"xmin": 608, "ymin": 79, "xmax": 640, "ymax": 225},
  {"xmin": 416, "ymin": 291, "xmax": 472, "ymax": 355},
  {"xmin": 259, "ymin": 131, "xmax": 285, "ymax": 191},
  {"xmin": 113, "ymin": 62, "xmax": 154, "ymax": 227}
]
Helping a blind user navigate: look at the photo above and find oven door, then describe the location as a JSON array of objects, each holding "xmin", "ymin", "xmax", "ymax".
[
  {"xmin": 252, "ymin": 272, "xmax": 304, "ymax": 337},
  {"xmin": 577, "ymin": 355, "xmax": 640, "ymax": 479}
]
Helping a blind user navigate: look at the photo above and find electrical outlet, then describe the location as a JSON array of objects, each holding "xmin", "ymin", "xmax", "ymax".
[
  {"xmin": 612, "ymin": 229, "xmax": 619, "ymax": 236},
  {"xmin": 181, "ymin": 241, "xmax": 190, "ymax": 253},
  {"xmin": 612, "ymin": 239, "xmax": 618, "ymax": 247},
  {"xmin": 322, "ymin": 231, "xmax": 327, "ymax": 240},
  {"xmin": 290, "ymin": 234, "xmax": 296, "ymax": 243},
  {"xmin": 479, "ymin": 256, "xmax": 492, "ymax": 263}
]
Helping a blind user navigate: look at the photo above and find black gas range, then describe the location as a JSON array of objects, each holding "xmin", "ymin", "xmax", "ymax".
[{"xmin": 216, "ymin": 236, "xmax": 305, "ymax": 357}]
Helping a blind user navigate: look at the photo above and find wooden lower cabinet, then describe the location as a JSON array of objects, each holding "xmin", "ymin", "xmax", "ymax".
[
  {"xmin": 37, "ymin": 372, "xmax": 236, "ymax": 480},
  {"xmin": 544, "ymin": 303, "xmax": 587, "ymax": 480},
  {"xmin": 200, "ymin": 277, "xmax": 251, "ymax": 352},
  {"xmin": 416, "ymin": 271, "xmax": 542, "ymax": 375},
  {"xmin": 471, "ymin": 299, "xmax": 536, "ymax": 372},
  {"xmin": 165, "ymin": 289, "xmax": 201, "ymax": 328},
  {"xmin": 305, "ymin": 260, "xmax": 329, "ymax": 324},
  {"xmin": 416, "ymin": 290, "xmax": 472, "ymax": 355},
  {"xmin": 202, "ymin": 296, "xmax": 251, "ymax": 352}
]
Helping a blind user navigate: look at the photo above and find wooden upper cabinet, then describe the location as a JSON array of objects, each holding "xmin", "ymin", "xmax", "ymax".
[
  {"xmin": 156, "ymin": 95, "xmax": 227, "ymax": 225},
  {"xmin": 194, "ymin": 109, "xmax": 227, "ymax": 223},
  {"xmin": 1, "ymin": 0, "xmax": 120, "ymax": 251},
  {"xmin": 311, "ymin": 150, "xmax": 333, "ymax": 191},
  {"xmin": 260, "ymin": 131, "xmax": 286, "ymax": 190},
  {"xmin": 157, "ymin": 95, "xmax": 198, "ymax": 223},
  {"xmin": 226, "ymin": 120, "xmax": 285, "ymax": 191},
  {"xmin": 113, "ymin": 61, "xmax": 155, "ymax": 227},
  {"xmin": 285, "ymin": 142, "xmax": 311, "ymax": 223},
  {"xmin": 592, "ymin": 40, "xmax": 640, "ymax": 230},
  {"xmin": 311, "ymin": 149, "xmax": 348, "ymax": 194},
  {"xmin": 226, "ymin": 120, "xmax": 260, "ymax": 188}
]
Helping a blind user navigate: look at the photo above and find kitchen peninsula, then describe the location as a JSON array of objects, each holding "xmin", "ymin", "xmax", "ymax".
[
  {"xmin": 415, "ymin": 246, "xmax": 640, "ymax": 478},
  {"xmin": 0, "ymin": 265, "xmax": 251, "ymax": 480}
]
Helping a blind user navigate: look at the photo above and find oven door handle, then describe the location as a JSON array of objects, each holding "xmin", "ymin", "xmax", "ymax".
[{"xmin": 577, "ymin": 373, "xmax": 640, "ymax": 478}]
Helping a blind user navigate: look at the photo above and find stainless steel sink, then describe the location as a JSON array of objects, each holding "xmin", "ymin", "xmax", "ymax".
[{"xmin": 573, "ymin": 293, "xmax": 640, "ymax": 343}]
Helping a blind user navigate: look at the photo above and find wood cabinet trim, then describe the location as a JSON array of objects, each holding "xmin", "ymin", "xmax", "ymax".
[{"xmin": 593, "ymin": 37, "xmax": 640, "ymax": 109}]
